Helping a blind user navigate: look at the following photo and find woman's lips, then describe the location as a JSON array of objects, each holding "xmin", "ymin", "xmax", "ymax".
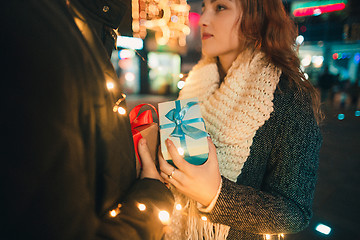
[{"xmin": 202, "ymin": 33, "xmax": 213, "ymax": 40}]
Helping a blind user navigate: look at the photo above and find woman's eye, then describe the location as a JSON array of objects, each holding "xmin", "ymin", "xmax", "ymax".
[{"xmin": 216, "ymin": 4, "xmax": 226, "ymax": 11}]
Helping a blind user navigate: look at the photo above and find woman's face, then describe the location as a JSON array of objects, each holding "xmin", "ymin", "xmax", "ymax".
[{"xmin": 199, "ymin": 0, "xmax": 242, "ymax": 65}]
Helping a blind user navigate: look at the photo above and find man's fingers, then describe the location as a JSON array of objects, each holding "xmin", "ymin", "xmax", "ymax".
[{"xmin": 138, "ymin": 138, "xmax": 160, "ymax": 180}]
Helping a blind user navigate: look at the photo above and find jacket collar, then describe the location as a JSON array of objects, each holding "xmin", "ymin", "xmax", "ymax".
[{"xmin": 72, "ymin": 0, "xmax": 128, "ymax": 29}]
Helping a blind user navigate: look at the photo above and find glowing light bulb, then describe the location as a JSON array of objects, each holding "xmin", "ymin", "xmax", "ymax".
[
  {"xmin": 109, "ymin": 210, "xmax": 117, "ymax": 217},
  {"xmin": 175, "ymin": 204, "xmax": 182, "ymax": 210},
  {"xmin": 315, "ymin": 223, "xmax": 331, "ymax": 235},
  {"xmin": 296, "ymin": 35, "xmax": 304, "ymax": 45},
  {"xmin": 137, "ymin": 203, "xmax": 146, "ymax": 211},
  {"xmin": 201, "ymin": 216, "xmax": 207, "ymax": 221},
  {"xmin": 304, "ymin": 73, "xmax": 309, "ymax": 80},
  {"xmin": 177, "ymin": 147, "xmax": 184, "ymax": 156},
  {"xmin": 118, "ymin": 107, "xmax": 126, "ymax": 115},
  {"xmin": 158, "ymin": 210, "xmax": 170, "ymax": 224},
  {"xmin": 107, "ymin": 82, "xmax": 115, "ymax": 90},
  {"xmin": 177, "ymin": 80, "xmax": 185, "ymax": 90}
]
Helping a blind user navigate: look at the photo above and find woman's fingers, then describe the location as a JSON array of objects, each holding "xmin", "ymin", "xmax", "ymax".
[
  {"xmin": 164, "ymin": 139, "xmax": 192, "ymax": 172},
  {"xmin": 138, "ymin": 138, "xmax": 161, "ymax": 180},
  {"xmin": 158, "ymin": 153, "xmax": 186, "ymax": 183},
  {"xmin": 207, "ymin": 137, "xmax": 216, "ymax": 154}
]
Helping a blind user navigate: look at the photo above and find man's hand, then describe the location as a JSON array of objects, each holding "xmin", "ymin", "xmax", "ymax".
[{"xmin": 138, "ymin": 138, "xmax": 161, "ymax": 181}]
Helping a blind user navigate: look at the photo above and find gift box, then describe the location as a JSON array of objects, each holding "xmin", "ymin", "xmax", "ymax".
[
  {"xmin": 129, "ymin": 104, "xmax": 159, "ymax": 178},
  {"xmin": 158, "ymin": 97, "xmax": 208, "ymax": 166}
]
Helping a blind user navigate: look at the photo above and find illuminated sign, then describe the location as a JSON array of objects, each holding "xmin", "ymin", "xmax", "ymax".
[
  {"xmin": 116, "ymin": 36, "xmax": 144, "ymax": 50},
  {"xmin": 291, "ymin": 0, "xmax": 347, "ymax": 17}
]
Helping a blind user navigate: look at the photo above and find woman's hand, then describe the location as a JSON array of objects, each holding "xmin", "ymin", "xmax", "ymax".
[
  {"xmin": 138, "ymin": 138, "xmax": 161, "ymax": 181},
  {"xmin": 159, "ymin": 137, "xmax": 221, "ymax": 207}
]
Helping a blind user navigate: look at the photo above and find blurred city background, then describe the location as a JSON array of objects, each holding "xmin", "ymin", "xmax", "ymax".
[{"xmin": 114, "ymin": 0, "xmax": 360, "ymax": 239}]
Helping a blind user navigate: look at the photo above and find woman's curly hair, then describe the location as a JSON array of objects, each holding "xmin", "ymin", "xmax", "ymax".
[{"xmin": 237, "ymin": 0, "xmax": 323, "ymax": 123}]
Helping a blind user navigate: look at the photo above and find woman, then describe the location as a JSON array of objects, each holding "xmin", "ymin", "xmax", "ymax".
[{"xmin": 159, "ymin": 0, "xmax": 322, "ymax": 239}]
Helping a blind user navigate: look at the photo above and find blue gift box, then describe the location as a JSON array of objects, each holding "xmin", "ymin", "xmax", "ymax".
[{"xmin": 159, "ymin": 97, "xmax": 209, "ymax": 166}]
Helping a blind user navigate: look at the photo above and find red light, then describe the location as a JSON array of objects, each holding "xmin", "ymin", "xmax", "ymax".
[
  {"xmin": 293, "ymin": 3, "xmax": 346, "ymax": 17},
  {"xmin": 189, "ymin": 12, "xmax": 200, "ymax": 27},
  {"xmin": 332, "ymin": 53, "xmax": 338, "ymax": 60}
]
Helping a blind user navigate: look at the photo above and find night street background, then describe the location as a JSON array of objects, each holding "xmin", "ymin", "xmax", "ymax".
[{"xmin": 127, "ymin": 95, "xmax": 360, "ymax": 240}]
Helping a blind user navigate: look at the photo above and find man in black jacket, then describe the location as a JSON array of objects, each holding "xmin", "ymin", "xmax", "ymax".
[{"xmin": 0, "ymin": 0, "xmax": 174, "ymax": 239}]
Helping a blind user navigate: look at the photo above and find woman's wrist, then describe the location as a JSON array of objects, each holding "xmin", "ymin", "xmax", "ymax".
[{"xmin": 197, "ymin": 178, "xmax": 223, "ymax": 212}]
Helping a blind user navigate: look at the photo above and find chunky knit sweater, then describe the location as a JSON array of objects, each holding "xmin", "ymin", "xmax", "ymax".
[
  {"xmin": 207, "ymin": 76, "xmax": 322, "ymax": 239},
  {"xmin": 177, "ymin": 52, "xmax": 322, "ymax": 239}
]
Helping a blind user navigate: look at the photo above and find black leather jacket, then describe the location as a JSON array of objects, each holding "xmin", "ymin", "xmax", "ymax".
[{"xmin": 0, "ymin": 0, "xmax": 173, "ymax": 239}]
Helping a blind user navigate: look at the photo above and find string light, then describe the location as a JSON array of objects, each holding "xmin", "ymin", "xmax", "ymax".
[
  {"xmin": 113, "ymin": 93, "xmax": 127, "ymax": 114},
  {"xmin": 262, "ymin": 234, "xmax": 285, "ymax": 239},
  {"xmin": 107, "ymin": 82, "xmax": 115, "ymax": 90},
  {"xmin": 118, "ymin": 107, "xmax": 126, "ymax": 115},
  {"xmin": 158, "ymin": 210, "xmax": 170, "ymax": 224},
  {"xmin": 177, "ymin": 147, "xmax": 185, "ymax": 156},
  {"xmin": 137, "ymin": 203, "xmax": 147, "ymax": 211},
  {"xmin": 109, "ymin": 204, "xmax": 122, "ymax": 217},
  {"xmin": 201, "ymin": 216, "xmax": 208, "ymax": 221},
  {"xmin": 175, "ymin": 203, "xmax": 182, "ymax": 210},
  {"xmin": 109, "ymin": 210, "xmax": 118, "ymax": 217}
]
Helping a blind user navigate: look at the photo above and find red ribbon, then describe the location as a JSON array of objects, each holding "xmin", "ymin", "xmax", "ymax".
[{"xmin": 129, "ymin": 104, "xmax": 159, "ymax": 169}]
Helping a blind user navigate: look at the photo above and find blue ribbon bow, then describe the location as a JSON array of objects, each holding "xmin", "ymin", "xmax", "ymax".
[{"xmin": 160, "ymin": 100, "xmax": 208, "ymax": 165}]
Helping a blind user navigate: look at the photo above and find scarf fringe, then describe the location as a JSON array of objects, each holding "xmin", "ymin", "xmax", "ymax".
[{"xmin": 165, "ymin": 188, "xmax": 230, "ymax": 240}]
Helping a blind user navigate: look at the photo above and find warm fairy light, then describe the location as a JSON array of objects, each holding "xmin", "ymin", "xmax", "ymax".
[
  {"xmin": 137, "ymin": 203, "xmax": 146, "ymax": 211},
  {"xmin": 177, "ymin": 80, "xmax": 185, "ymax": 90},
  {"xmin": 265, "ymin": 234, "xmax": 271, "ymax": 240},
  {"xmin": 296, "ymin": 35, "xmax": 304, "ymax": 45},
  {"xmin": 109, "ymin": 210, "xmax": 117, "ymax": 217},
  {"xmin": 175, "ymin": 204, "xmax": 182, "ymax": 210},
  {"xmin": 304, "ymin": 73, "xmax": 309, "ymax": 80},
  {"xmin": 201, "ymin": 216, "xmax": 208, "ymax": 221},
  {"xmin": 118, "ymin": 107, "xmax": 126, "ymax": 115},
  {"xmin": 158, "ymin": 210, "xmax": 170, "ymax": 224},
  {"xmin": 177, "ymin": 147, "xmax": 184, "ymax": 156},
  {"xmin": 109, "ymin": 204, "xmax": 122, "ymax": 217},
  {"xmin": 107, "ymin": 82, "xmax": 115, "ymax": 90}
]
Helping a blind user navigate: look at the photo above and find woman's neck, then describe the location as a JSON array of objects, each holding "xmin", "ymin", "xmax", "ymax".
[{"xmin": 217, "ymin": 60, "xmax": 227, "ymax": 83}]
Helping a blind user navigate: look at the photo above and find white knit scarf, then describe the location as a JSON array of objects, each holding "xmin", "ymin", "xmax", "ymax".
[{"xmin": 165, "ymin": 50, "xmax": 281, "ymax": 240}]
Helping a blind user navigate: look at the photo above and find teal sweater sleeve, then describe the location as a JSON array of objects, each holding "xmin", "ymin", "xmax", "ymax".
[{"xmin": 207, "ymin": 83, "xmax": 322, "ymax": 239}]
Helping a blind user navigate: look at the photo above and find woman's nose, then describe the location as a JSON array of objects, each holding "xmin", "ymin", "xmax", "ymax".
[{"xmin": 199, "ymin": 12, "xmax": 208, "ymax": 27}]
